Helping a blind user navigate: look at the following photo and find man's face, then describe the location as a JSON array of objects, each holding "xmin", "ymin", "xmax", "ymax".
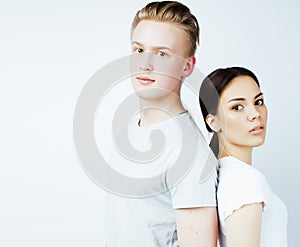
[{"xmin": 130, "ymin": 20, "xmax": 192, "ymax": 100}]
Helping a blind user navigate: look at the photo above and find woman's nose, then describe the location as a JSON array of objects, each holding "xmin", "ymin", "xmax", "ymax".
[{"xmin": 247, "ymin": 106, "xmax": 260, "ymax": 121}]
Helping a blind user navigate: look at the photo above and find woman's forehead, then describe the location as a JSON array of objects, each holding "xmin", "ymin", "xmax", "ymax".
[{"xmin": 220, "ymin": 76, "xmax": 261, "ymax": 102}]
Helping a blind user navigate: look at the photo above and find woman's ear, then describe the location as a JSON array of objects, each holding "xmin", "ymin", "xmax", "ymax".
[
  {"xmin": 181, "ymin": 56, "xmax": 196, "ymax": 78},
  {"xmin": 206, "ymin": 114, "xmax": 221, "ymax": 132}
]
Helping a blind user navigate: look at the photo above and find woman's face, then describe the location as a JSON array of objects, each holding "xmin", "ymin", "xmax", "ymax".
[{"xmin": 215, "ymin": 75, "xmax": 268, "ymax": 153}]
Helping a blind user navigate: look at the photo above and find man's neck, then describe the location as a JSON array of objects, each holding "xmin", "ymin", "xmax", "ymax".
[{"xmin": 138, "ymin": 96, "xmax": 185, "ymax": 126}]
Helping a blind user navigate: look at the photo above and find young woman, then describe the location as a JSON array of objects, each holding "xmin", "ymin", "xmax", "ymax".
[{"xmin": 199, "ymin": 67, "xmax": 288, "ymax": 247}]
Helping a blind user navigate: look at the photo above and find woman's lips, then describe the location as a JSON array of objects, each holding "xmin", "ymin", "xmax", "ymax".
[
  {"xmin": 136, "ymin": 76, "xmax": 155, "ymax": 85},
  {"xmin": 249, "ymin": 125, "xmax": 265, "ymax": 135}
]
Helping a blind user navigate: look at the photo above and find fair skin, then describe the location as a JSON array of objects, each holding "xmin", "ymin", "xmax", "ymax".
[
  {"xmin": 131, "ymin": 20, "xmax": 194, "ymax": 126},
  {"xmin": 131, "ymin": 20, "xmax": 218, "ymax": 247},
  {"xmin": 206, "ymin": 75, "xmax": 268, "ymax": 246}
]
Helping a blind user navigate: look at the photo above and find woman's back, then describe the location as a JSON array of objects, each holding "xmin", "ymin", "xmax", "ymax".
[{"xmin": 217, "ymin": 156, "xmax": 288, "ymax": 247}]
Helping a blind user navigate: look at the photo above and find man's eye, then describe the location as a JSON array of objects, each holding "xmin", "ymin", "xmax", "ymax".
[
  {"xmin": 136, "ymin": 48, "xmax": 143, "ymax": 53},
  {"xmin": 255, "ymin": 99, "xmax": 264, "ymax": 106},
  {"xmin": 232, "ymin": 105, "xmax": 243, "ymax": 111},
  {"xmin": 158, "ymin": 51, "xmax": 166, "ymax": 57}
]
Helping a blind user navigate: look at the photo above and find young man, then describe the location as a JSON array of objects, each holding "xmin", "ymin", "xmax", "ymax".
[{"xmin": 106, "ymin": 2, "xmax": 218, "ymax": 246}]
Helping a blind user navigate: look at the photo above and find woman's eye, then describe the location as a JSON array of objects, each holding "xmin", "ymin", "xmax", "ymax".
[
  {"xmin": 255, "ymin": 99, "xmax": 264, "ymax": 106},
  {"xmin": 232, "ymin": 105, "xmax": 243, "ymax": 111}
]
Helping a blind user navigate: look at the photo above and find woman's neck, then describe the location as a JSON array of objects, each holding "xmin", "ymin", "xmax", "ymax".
[{"xmin": 219, "ymin": 142, "xmax": 253, "ymax": 165}]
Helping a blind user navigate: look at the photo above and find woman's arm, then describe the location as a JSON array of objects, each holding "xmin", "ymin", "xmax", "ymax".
[
  {"xmin": 225, "ymin": 202, "xmax": 263, "ymax": 247},
  {"xmin": 175, "ymin": 206, "xmax": 218, "ymax": 247}
]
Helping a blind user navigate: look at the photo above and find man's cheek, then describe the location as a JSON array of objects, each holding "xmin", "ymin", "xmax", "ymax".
[{"xmin": 154, "ymin": 59, "xmax": 184, "ymax": 80}]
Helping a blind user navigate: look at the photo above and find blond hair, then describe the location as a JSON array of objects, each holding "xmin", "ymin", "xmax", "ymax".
[{"xmin": 131, "ymin": 1, "xmax": 200, "ymax": 57}]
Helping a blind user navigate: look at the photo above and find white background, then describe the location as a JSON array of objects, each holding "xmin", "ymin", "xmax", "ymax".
[{"xmin": 0, "ymin": 0, "xmax": 299, "ymax": 246}]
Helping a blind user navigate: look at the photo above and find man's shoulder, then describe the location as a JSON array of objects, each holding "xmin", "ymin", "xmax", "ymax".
[{"xmin": 176, "ymin": 112, "xmax": 208, "ymax": 144}]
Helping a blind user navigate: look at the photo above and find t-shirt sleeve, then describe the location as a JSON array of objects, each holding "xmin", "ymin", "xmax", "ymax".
[
  {"xmin": 167, "ymin": 145, "xmax": 218, "ymax": 209},
  {"xmin": 218, "ymin": 168, "xmax": 268, "ymax": 219}
]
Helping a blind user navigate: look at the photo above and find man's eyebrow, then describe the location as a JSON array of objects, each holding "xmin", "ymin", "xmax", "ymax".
[
  {"xmin": 153, "ymin": 46, "xmax": 173, "ymax": 51},
  {"xmin": 131, "ymin": 41, "xmax": 173, "ymax": 51},
  {"xmin": 227, "ymin": 92, "xmax": 264, "ymax": 103},
  {"xmin": 131, "ymin": 41, "xmax": 143, "ymax": 46}
]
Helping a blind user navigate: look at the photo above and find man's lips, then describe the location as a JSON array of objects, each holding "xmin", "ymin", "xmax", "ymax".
[
  {"xmin": 136, "ymin": 76, "xmax": 155, "ymax": 84},
  {"xmin": 249, "ymin": 125, "xmax": 265, "ymax": 135}
]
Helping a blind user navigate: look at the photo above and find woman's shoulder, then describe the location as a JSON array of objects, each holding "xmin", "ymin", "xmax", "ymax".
[
  {"xmin": 218, "ymin": 156, "xmax": 266, "ymax": 182},
  {"xmin": 217, "ymin": 156, "xmax": 270, "ymax": 219},
  {"xmin": 217, "ymin": 156, "xmax": 269, "ymax": 200}
]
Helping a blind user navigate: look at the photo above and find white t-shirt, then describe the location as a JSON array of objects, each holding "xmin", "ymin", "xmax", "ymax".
[
  {"xmin": 217, "ymin": 156, "xmax": 288, "ymax": 247},
  {"xmin": 106, "ymin": 112, "xmax": 217, "ymax": 247}
]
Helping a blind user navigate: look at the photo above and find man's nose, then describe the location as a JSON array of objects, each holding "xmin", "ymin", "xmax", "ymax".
[{"xmin": 139, "ymin": 52, "xmax": 154, "ymax": 71}]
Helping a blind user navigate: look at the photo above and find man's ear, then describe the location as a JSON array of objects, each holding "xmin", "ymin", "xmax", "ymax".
[
  {"xmin": 181, "ymin": 56, "xmax": 196, "ymax": 78},
  {"xmin": 206, "ymin": 114, "xmax": 220, "ymax": 132}
]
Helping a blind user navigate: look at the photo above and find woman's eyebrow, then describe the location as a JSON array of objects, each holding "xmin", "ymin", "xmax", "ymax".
[
  {"xmin": 254, "ymin": 92, "xmax": 263, "ymax": 99},
  {"xmin": 227, "ymin": 92, "xmax": 264, "ymax": 103},
  {"xmin": 227, "ymin": 97, "xmax": 245, "ymax": 103}
]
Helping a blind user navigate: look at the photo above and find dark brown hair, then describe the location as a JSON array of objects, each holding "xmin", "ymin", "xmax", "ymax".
[{"xmin": 199, "ymin": 67, "xmax": 260, "ymax": 157}]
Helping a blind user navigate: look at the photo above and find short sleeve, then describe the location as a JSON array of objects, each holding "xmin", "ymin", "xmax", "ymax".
[
  {"xmin": 167, "ymin": 145, "xmax": 218, "ymax": 209},
  {"xmin": 217, "ymin": 168, "xmax": 268, "ymax": 219}
]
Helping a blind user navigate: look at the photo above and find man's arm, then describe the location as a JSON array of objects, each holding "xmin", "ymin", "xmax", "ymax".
[{"xmin": 175, "ymin": 206, "xmax": 218, "ymax": 247}]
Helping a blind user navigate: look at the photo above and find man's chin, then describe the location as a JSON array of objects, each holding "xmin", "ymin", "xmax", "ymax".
[{"xmin": 134, "ymin": 88, "xmax": 178, "ymax": 101}]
